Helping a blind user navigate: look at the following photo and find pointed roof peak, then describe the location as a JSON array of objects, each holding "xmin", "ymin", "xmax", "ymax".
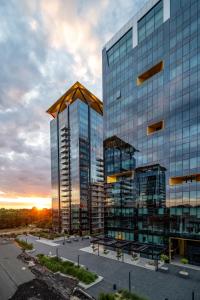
[{"xmin": 47, "ymin": 82, "xmax": 103, "ymax": 118}]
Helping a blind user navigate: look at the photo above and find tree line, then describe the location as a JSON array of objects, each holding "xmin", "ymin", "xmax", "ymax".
[{"xmin": 0, "ymin": 207, "xmax": 52, "ymax": 229}]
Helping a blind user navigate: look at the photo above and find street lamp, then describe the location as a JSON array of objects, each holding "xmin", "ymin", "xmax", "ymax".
[
  {"xmin": 128, "ymin": 271, "xmax": 131, "ymax": 293},
  {"xmin": 77, "ymin": 254, "xmax": 80, "ymax": 267},
  {"xmin": 56, "ymin": 247, "xmax": 59, "ymax": 260},
  {"xmin": 63, "ymin": 233, "xmax": 66, "ymax": 245}
]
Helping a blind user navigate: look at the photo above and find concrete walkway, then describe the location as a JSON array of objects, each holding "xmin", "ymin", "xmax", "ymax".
[
  {"xmin": 36, "ymin": 239, "xmax": 59, "ymax": 247},
  {"xmin": 80, "ymin": 245, "xmax": 164, "ymax": 271}
]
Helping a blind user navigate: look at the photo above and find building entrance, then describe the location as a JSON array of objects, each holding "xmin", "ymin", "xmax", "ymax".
[{"xmin": 170, "ymin": 237, "xmax": 200, "ymax": 266}]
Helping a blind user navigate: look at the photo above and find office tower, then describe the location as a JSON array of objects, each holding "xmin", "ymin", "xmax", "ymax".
[
  {"xmin": 47, "ymin": 82, "xmax": 104, "ymax": 235},
  {"xmin": 103, "ymin": 0, "xmax": 200, "ymax": 265}
]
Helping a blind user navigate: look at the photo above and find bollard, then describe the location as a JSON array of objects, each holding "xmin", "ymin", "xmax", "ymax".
[{"xmin": 113, "ymin": 283, "xmax": 117, "ymax": 290}]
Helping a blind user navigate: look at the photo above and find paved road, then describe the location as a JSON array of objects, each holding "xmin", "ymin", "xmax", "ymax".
[
  {"xmin": 21, "ymin": 235, "xmax": 200, "ymax": 300},
  {"xmin": 0, "ymin": 239, "xmax": 35, "ymax": 300}
]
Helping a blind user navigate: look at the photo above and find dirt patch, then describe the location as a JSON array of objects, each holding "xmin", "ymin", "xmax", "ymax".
[{"xmin": 10, "ymin": 278, "xmax": 64, "ymax": 300}]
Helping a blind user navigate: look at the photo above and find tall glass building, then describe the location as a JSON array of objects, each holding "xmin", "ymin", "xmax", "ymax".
[
  {"xmin": 103, "ymin": 0, "xmax": 200, "ymax": 265},
  {"xmin": 47, "ymin": 82, "xmax": 104, "ymax": 235}
]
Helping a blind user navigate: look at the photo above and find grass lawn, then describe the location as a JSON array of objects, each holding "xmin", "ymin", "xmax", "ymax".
[
  {"xmin": 37, "ymin": 254, "xmax": 98, "ymax": 284},
  {"xmin": 15, "ymin": 238, "xmax": 33, "ymax": 250}
]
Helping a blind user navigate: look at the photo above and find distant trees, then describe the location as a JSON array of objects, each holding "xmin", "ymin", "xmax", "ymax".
[{"xmin": 0, "ymin": 207, "xmax": 52, "ymax": 229}]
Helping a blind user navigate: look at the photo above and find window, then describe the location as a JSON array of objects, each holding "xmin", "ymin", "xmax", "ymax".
[
  {"xmin": 137, "ymin": 61, "xmax": 164, "ymax": 86},
  {"xmin": 116, "ymin": 90, "xmax": 121, "ymax": 99},
  {"xmin": 107, "ymin": 176, "xmax": 117, "ymax": 183},
  {"xmin": 107, "ymin": 29, "xmax": 132, "ymax": 66},
  {"xmin": 138, "ymin": 0, "xmax": 163, "ymax": 43},
  {"xmin": 169, "ymin": 174, "xmax": 200, "ymax": 185},
  {"xmin": 147, "ymin": 120, "xmax": 164, "ymax": 135}
]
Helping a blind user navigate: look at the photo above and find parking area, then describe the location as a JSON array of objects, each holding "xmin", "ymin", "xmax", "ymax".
[{"xmin": 19, "ymin": 234, "xmax": 200, "ymax": 300}]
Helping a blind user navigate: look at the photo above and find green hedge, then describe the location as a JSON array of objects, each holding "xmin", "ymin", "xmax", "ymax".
[
  {"xmin": 32, "ymin": 231, "xmax": 64, "ymax": 240},
  {"xmin": 37, "ymin": 254, "xmax": 97, "ymax": 284},
  {"xmin": 15, "ymin": 238, "xmax": 33, "ymax": 250},
  {"xmin": 99, "ymin": 289, "xmax": 148, "ymax": 300},
  {"xmin": 99, "ymin": 293, "xmax": 115, "ymax": 300}
]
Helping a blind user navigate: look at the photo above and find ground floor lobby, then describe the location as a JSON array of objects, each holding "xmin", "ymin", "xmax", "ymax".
[{"xmin": 170, "ymin": 237, "xmax": 200, "ymax": 266}]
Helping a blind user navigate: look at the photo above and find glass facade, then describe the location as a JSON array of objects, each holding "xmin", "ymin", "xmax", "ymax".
[
  {"xmin": 107, "ymin": 29, "xmax": 132, "ymax": 66},
  {"xmin": 104, "ymin": 136, "xmax": 137, "ymax": 241},
  {"xmin": 138, "ymin": 0, "xmax": 163, "ymax": 43},
  {"xmin": 103, "ymin": 0, "xmax": 200, "ymax": 264},
  {"xmin": 136, "ymin": 164, "xmax": 167, "ymax": 245},
  {"xmin": 49, "ymin": 84, "xmax": 103, "ymax": 235}
]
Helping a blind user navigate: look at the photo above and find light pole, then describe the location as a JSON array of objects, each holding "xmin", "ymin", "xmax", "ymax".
[
  {"xmin": 77, "ymin": 254, "xmax": 80, "ymax": 267},
  {"xmin": 63, "ymin": 233, "xmax": 66, "ymax": 245},
  {"xmin": 128, "ymin": 271, "xmax": 131, "ymax": 293}
]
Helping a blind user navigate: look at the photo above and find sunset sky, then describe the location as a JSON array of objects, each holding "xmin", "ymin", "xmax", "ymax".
[{"xmin": 0, "ymin": 0, "xmax": 146, "ymax": 209}]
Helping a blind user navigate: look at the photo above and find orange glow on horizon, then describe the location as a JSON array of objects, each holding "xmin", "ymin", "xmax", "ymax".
[{"xmin": 0, "ymin": 196, "xmax": 51, "ymax": 209}]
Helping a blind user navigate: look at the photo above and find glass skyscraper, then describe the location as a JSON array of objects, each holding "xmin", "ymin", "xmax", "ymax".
[
  {"xmin": 103, "ymin": 0, "xmax": 200, "ymax": 265},
  {"xmin": 47, "ymin": 82, "xmax": 104, "ymax": 235}
]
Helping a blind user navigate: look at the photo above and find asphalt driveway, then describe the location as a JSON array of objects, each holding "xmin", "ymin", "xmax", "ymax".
[{"xmin": 0, "ymin": 238, "xmax": 35, "ymax": 300}]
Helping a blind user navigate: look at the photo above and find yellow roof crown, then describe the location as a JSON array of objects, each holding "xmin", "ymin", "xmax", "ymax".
[{"xmin": 46, "ymin": 81, "xmax": 103, "ymax": 118}]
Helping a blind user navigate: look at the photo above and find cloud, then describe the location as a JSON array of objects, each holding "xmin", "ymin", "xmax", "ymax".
[
  {"xmin": 0, "ymin": 0, "xmax": 147, "ymax": 208},
  {"xmin": 0, "ymin": 196, "xmax": 51, "ymax": 209}
]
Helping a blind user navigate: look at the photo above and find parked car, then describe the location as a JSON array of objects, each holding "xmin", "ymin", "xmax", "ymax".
[{"xmin": 82, "ymin": 236, "xmax": 90, "ymax": 240}]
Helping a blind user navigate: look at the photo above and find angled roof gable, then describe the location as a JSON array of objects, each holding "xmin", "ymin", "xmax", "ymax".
[{"xmin": 46, "ymin": 81, "xmax": 103, "ymax": 118}]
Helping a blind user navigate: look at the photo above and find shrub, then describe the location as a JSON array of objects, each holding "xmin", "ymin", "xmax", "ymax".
[
  {"xmin": 98, "ymin": 290, "xmax": 148, "ymax": 300},
  {"xmin": 119, "ymin": 289, "xmax": 148, "ymax": 300},
  {"xmin": 180, "ymin": 258, "xmax": 189, "ymax": 265},
  {"xmin": 99, "ymin": 293, "xmax": 115, "ymax": 300},
  {"xmin": 32, "ymin": 231, "xmax": 64, "ymax": 240},
  {"xmin": 160, "ymin": 254, "xmax": 169, "ymax": 263},
  {"xmin": 37, "ymin": 254, "xmax": 97, "ymax": 284}
]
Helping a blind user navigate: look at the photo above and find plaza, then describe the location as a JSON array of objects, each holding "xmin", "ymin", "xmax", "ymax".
[{"xmin": 18, "ymin": 234, "xmax": 200, "ymax": 300}]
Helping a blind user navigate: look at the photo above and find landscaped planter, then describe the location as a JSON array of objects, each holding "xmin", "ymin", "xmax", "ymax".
[
  {"xmin": 37, "ymin": 254, "xmax": 99, "ymax": 285},
  {"xmin": 132, "ymin": 253, "xmax": 139, "ymax": 261},
  {"xmin": 91, "ymin": 245, "xmax": 98, "ymax": 252},
  {"xmin": 179, "ymin": 270, "xmax": 189, "ymax": 278},
  {"xmin": 25, "ymin": 249, "xmax": 36, "ymax": 254},
  {"xmin": 15, "ymin": 238, "xmax": 34, "ymax": 251},
  {"xmin": 159, "ymin": 266, "xmax": 169, "ymax": 273}
]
